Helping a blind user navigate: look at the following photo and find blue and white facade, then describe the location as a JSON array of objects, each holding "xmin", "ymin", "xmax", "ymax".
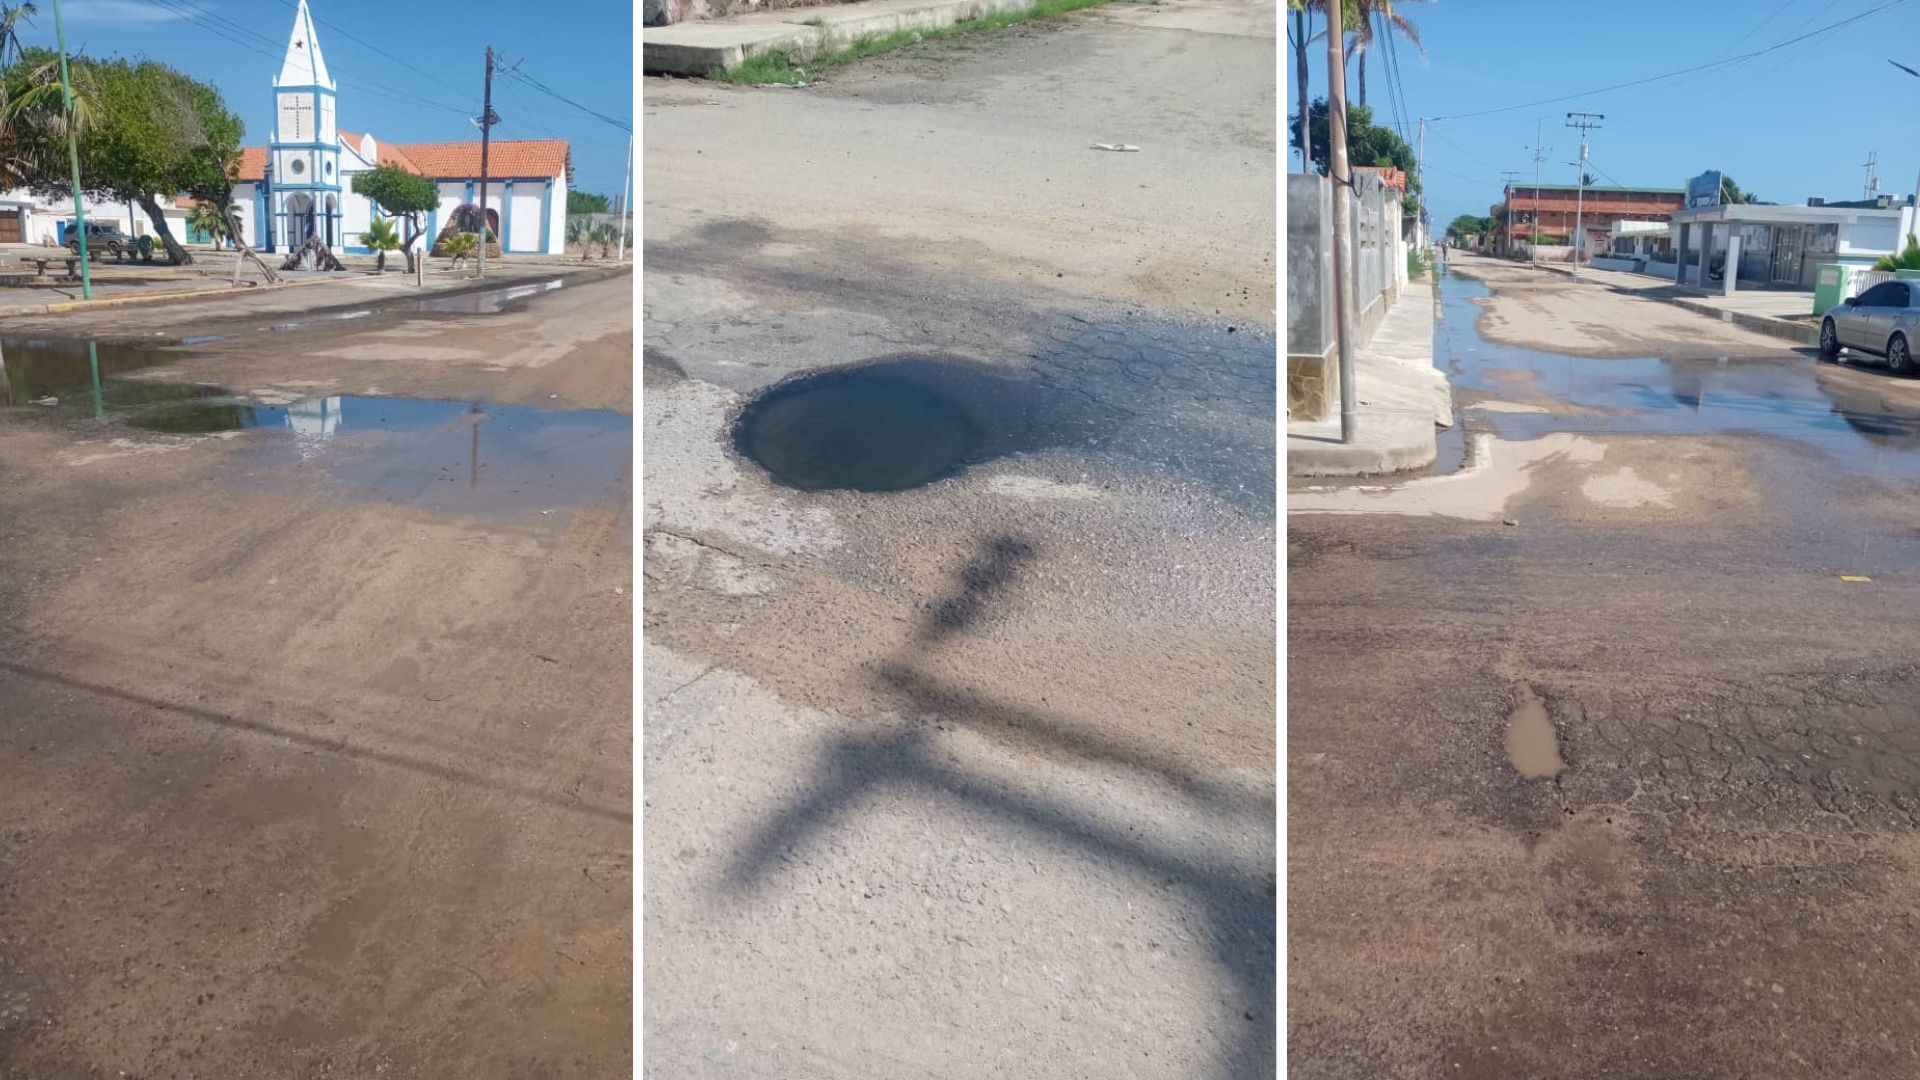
[
  {"xmin": 266, "ymin": 0, "xmax": 341, "ymax": 251},
  {"xmin": 230, "ymin": 0, "xmax": 571, "ymax": 257}
]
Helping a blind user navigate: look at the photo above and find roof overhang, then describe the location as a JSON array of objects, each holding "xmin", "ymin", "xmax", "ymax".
[{"xmin": 1669, "ymin": 203, "xmax": 1905, "ymax": 226}]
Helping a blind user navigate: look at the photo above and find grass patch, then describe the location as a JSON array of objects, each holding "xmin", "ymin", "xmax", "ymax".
[
  {"xmin": 1407, "ymin": 247, "xmax": 1430, "ymax": 281},
  {"xmin": 711, "ymin": 0, "xmax": 1112, "ymax": 85},
  {"xmin": 801, "ymin": 15, "xmax": 827, "ymax": 25}
]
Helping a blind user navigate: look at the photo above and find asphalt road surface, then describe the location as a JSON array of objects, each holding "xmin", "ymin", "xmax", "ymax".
[
  {"xmin": 1290, "ymin": 256, "xmax": 1920, "ymax": 1079},
  {"xmin": 643, "ymin": 2, "xmax": 1277, "ymax": 1077},
  {"xmin": 0, "ymin": 274, "xmax": 632, "ymax": 1076}
]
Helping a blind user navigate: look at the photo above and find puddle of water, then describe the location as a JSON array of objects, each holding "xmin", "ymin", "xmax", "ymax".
[
  {"xmin": 0, "ymin": 337, "xmax": 203, "ymax": 416},
  {"xmin": 733, "ymin": 317, "xmax": 1276, "ymax": 507},
  {"xmin": 1438, "ymin": 271, "xmax": 1920, "ymax": 475},
  {"xmin": 135, "ymin": 395, "xmax": 630, "ymax": 513},
  {"xmin": 0, "ymin": 338, "xmax": 629, "ymax": 514},
  {"xmin": 1506, "ymin": 685, "xmax": 1565, "ymax": 780},
  {"xmin": 734, "ymin": 374, "xmax": 981, "ymax": 492}
]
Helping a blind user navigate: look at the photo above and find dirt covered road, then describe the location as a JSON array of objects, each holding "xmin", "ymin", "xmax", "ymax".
[
  {"xmin": 0, "ymin": 275, "xmax": 632, "ymax": 1075},
  {"xmin": 1290, "ymin": 262, "xmax": 1920, "ymax": 1078}
]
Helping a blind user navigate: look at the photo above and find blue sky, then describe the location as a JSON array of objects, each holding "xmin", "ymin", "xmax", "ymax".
[
  {"xmin": 30, "ymin": 0, "xmax": 634, "ymax": 199},
  {"xmin": 1288, "ymin": 0, "xmax": 1920, "ymax": 227}
]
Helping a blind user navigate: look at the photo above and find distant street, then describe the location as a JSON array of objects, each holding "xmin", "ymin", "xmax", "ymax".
[{"xmin": 1289, "ymin": 255, "xmax": 1920, "ymax": 1079}]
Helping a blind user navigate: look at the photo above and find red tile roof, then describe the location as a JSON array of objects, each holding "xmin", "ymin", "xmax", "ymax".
[
  {"xmin": 1354, "ymin": 165, "xmax": 1408, "ymax": 192},
  {"xmin": 228, "ymin": 137, "xmax": 569, "ymax": 186},
  {"xmin": 230, "ymin": 146, "xmax": 267, "ymax": 182},
  {"xmin": 391, "ymin": 139, "xmax": 571, "ymax": 181}
]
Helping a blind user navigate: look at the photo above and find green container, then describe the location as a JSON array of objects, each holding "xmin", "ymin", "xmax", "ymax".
[{"xmin": 1814, "ymin": 263, "xmax": 1851, "ymax": 315}]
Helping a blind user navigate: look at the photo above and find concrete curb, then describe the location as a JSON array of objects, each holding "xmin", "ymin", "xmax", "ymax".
[
  {"xmin": 0, "ymin": 263, "xmax": 628, "ymax": 321},
  {"xmin": 1662, "ymin": 296, "xmax": 1817, "ymax": 346},
  {"xmin": 644, "ymin": 0, "xmax": 1050, "ymax": 76}
]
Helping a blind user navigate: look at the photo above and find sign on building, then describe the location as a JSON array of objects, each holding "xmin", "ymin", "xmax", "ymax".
[{"xmin": 1686, "ymin": 170, "xmax": 1722, "ymax": 209}]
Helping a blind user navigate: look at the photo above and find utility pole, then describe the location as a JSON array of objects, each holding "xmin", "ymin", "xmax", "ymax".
[
  {"xmin": 1527, "ymin": 119, "xmax": 1549, "ymax": 266},
  {"xmin": 1862, "ymin": 150, "xmax": 1880, "ymax": 201},
  {"xmin": 53, "ymin": 0, "xmax": 90, "ymax": 300},
  {"xmin": 1326, "ymin": 0, "xmax": 1357, "ymax": 445},
  {"xmin": 1888, "ymin": 61, "xmax": 1920, "ymax": 239},
  {"xmin": 476, "ymin": 46, "xmax": 495, "ymax": 279},
  {"xmin": 616, "ymin": 134, "xmax": 632, "ymax": 262},
  {"xmin": 1500, "ymin": 170, "xmax": 1522, "ymax": 257},
  {"xmin": 1416, "ymin": 117, "xmax": 1427, "ymax": 247},
  {"xmin": 1566, "ymin": 111, "xmax": 1603, "ymax": 275}
]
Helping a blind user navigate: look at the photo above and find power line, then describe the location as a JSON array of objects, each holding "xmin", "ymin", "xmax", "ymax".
[
  {"xmin": 499, "ymin": 65, "xmax": 631, "ymax": 133},
  {"xmin": 271, "ymin": 0, "xmax": 472, "ymax": 101},
  {"xmin": 142, "ymin": 0, "xmax": 474, "ymax": 117},
  {"xmin": 1429, "ymin": 0, "xmax": 1907, "ymax": 121}
]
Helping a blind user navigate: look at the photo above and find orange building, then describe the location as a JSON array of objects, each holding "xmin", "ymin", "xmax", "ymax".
[{"xmin": 1499, "ymin": 184, "xmax": 1684, "ymax": 256}]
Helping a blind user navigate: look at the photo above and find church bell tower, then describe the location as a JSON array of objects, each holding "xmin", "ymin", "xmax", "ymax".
[{"xmin": 268, "ymin": 0, "xmax": 339, "ymax": 252}]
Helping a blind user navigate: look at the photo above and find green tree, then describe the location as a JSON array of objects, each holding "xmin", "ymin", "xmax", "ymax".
[
  {"xmin": 1345, "ymin": 0, "xmax": 1427, "ymax": 109},
  {"xmin": 1875, "ymin": 234, "xmax": 1920, "ymax": 272},
  {"xmin": 1445, "ymin": 214, "xmax": 1493, "ymax": 243},
  {"xmin": 350, "ymin": 163, "xmax": 437, "ymax": 273},
  {"xmin": 1288, "ymin": 98, "xmax": 1420, "ymax": 199},
  {"xmin": 5, "ymin": 49, "xmax": 240, "ymax": 266},
  {"xmin": 1717, "ymin": 173, "xmax": 1759, "ymax": 204},
  {"xmin": 567, "ymin": 190, "xmax": 611, "ymax": 214}
]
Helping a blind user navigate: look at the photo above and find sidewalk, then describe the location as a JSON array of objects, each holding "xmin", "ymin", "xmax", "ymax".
[
  {"xmin": 643, "ymin": 0, "xmax": 1043, "ymax": 75},
  {"xmin": 1287, "ymin": 277, "xmax": 1450, "ymax": 477}
]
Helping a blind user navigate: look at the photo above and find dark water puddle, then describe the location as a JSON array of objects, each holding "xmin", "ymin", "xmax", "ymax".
[
  {"xmin": 1441, "ymin": 271, "xmax": 1920, "ymax": 472},
  {"xmin": 733, "ymin": 317, "xmax": 1276, "ymax": 510},
  {"xmin": 0, "ymin": 337, "xmax": 628, "ymax": 514}
]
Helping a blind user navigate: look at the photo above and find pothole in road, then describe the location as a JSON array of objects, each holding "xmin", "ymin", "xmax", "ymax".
[
  {"xmin": 732, "ymin": 358, "xmax": 1030, "ymax": 493},
  {"xmin": 1507, "ymin": 685, "xmax": 1566, "ymax": 780}
]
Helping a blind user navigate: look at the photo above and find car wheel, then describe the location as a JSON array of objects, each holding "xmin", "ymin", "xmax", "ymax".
[
  {"xmin": 1889, "ymin": 333, "xmax": 1915, "ymax": 376},
  {"xmin": 1820, "ymin": 319, "xmax": 1840, "ymax": 359}
]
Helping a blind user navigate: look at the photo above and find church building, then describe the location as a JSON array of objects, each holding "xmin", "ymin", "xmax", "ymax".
[{"xmin": 227, "ymin": 0, "xmax": 571, "ymax": 257}]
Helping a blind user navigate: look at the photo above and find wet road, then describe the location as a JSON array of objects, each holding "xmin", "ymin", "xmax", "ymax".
[
  {"xmin": 0, "ymin": 282, "xmax": 631, "ymax": 1076},
  {"xmin": 1289, "ymin": 265, "xmax": 1920, "ymax": 1079}
]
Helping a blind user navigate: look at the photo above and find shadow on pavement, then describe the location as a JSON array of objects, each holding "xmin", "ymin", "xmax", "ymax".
[{"xmin": 717, "ymin": 534, "xmax": 1276, "ymax": 1078}]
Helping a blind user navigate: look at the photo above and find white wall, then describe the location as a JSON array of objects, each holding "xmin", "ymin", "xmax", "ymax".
[
  {"xmin": 342, "ymin": 190, "xmax": 373, "ymax": 249},
  {"xmin": 509, "ymin": 189, "xmax": 542, "ymax": 252},
  {"xmin": 437, "ymin": 182, "xmax": 466, "ymax": 239},
  {"xmin": 548, "ymin": 173, "xmax": 568, "ymax": 255}
]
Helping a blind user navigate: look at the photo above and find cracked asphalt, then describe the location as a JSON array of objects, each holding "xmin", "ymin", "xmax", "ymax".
[
  {"xmin": 1289, "ymin": 260, "xmax": 1920, "ymax": 1079},
  {"xmin": 643, "ymin": 1, "xmax": 1276, "ymax": 1075}
]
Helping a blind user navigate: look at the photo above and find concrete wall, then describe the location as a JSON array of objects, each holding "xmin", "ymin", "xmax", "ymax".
[{"xmin": 1287, "ymin": 172, "xmax": 1408, "ymax": 421}]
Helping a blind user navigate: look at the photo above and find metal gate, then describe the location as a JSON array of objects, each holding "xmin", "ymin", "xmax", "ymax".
[{"xmin": 1771, "ymin": 225, "xmax": 1804, "ymax": 285}]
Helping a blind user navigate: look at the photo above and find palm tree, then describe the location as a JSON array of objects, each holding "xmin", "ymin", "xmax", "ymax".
[
  {"xmin": 186, "ymin": 200, "xmax": 236, "ymax": 247},
  {"xmin": 0, "ymin": 4, "xmax": 34, "ymax": 67},
  {"xmin": 361, "ymin": 216, "xmax": 401, "ymax": 271},
  {"xmin": 567, "ymin": 215, "xmax": 594, "ymax": 259},
  {"xmin": 443, "ymin": 230, "xmax": 478, "ymax": 271},
  {"xmin": 1348, "ymin": 0, "xmax": 1427, "ymax": 110},
  {"xmin": 1875, "ymin": 234, "xmax": 1920, "ymax": 272}
]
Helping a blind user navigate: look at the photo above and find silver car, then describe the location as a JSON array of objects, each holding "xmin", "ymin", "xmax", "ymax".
[{"xmin": 1820, "ymin": 280, "xmax": 1920, "ymax": 374}]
